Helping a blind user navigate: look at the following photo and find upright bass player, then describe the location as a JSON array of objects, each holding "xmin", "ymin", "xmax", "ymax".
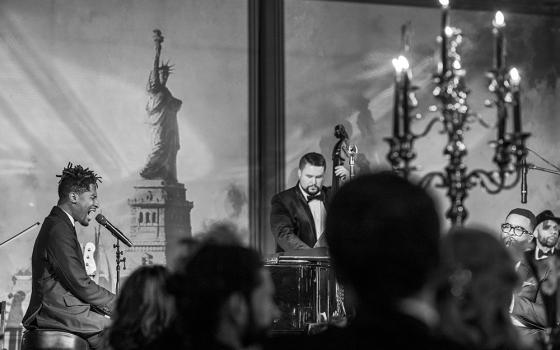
[{"xmin": 270, "ymin": 125, "xmax": 356, "ymax": 253}]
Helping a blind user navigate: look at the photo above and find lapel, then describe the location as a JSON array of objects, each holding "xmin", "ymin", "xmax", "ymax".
[
  {"xmin": 50, "ymin": 206, "xmax": 82, "ymax": 256},
  {"xmin": 52, "ymin": 207, "xmax": 88, "ymax": 271},
  {"xmin": 293, "ymin": 184, "xmax": 317, "ymax": 237}
]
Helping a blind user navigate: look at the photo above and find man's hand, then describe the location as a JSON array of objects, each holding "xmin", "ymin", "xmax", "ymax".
[{"xmin": 334, "ymin": 165, "xmax": 350, "ymax": 180}]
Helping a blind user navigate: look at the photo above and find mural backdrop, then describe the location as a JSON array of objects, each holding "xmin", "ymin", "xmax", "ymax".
[{"xmin": 0, "ymin": 0, "xmax": 248, "ymax": 335}]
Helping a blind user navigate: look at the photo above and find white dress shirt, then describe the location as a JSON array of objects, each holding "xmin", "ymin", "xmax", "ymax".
[{"xmin": 299, "ymin": 185, "xmax": 326, "ymax": 240}]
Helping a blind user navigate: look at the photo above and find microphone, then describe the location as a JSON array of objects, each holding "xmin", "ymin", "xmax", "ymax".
[
  {"xmin": 95, "ymin": 214, "xmax": 133, "ymax": 247},
  {"xmin": 521, "ymin": 159, "xmax": 528, "ymax": 204}
]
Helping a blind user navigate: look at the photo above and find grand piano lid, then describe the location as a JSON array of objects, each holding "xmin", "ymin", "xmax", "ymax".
[{"xmin": 264, "ymin": 247, "xmax": 330, "ymax": 264}]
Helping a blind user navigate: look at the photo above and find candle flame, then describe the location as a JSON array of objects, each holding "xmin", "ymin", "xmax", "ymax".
[
  {"xmin": 399, "ymin": 55, "xmax": 410, "ymax": 70},
  {"xmin": 452, "ymin": 60, "xmax": 461, "ymax": 70},
  {"xmin": 392, "ymin": 56, "xmax": 409, "ymax": 73},
  {"xmin": 439, "ymin": 0, "xmax": 449, "ymax": 8},
  {"xmin": 444, "ymin": 26, "xmax": 453, "ymax": 37},
  {"xmin": 392, "ymin": 58, "xmax": 400, "ymax": 72},
  {"xmin": 509, "ymin": 67, "xmax": 521, "ymax": 86},
  {"xmin": 494, "ymin": 11, "xmax": 505, "ymax": 27}
]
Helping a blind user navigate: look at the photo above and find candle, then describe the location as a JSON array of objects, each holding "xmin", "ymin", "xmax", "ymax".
[
  {"xmin": 493, "ymin": 11, "xmax": 506, "ymax": 70},
  {"xmin": 392, "ymin": 57, "xmax": 402, "ymax": 137},
  {"xmin": 509, "ymin": 67, "xmax": 521, "ymax": 132},
  {"xmin": 497, "ymin": 103, "xmax": 506, "ymax": 141},
  {"xmin": 401, "ymin": 57, "xmax": 411, "ymax": 136},
  {"xmin": 439, "ymin": 0, "xmax": 450, "ymax": 74}
]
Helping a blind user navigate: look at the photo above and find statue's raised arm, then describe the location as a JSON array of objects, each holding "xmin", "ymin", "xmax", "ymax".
[{"xmin": 150, "ymin": 29, "xmax": 164, "ymax": 89}]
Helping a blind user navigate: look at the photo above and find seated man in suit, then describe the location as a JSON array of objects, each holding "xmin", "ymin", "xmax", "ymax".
[
  {"xmin": 270, "ymin": 152, "xmax": 348, "ymax": 252},
  {"xmin": 511, "ymin": 210, "xmax": 560, "ymax": 338},
  {"xmin": 22, "ymin": 163, "xmax": 115, "ymax": 349}
]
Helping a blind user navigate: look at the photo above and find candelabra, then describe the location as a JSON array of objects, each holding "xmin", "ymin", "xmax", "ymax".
[{"xmin": 386, "ymin": 2, "xmax": 530, "ymax": 226}]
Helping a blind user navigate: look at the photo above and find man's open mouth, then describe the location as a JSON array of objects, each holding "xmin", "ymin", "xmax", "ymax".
[{"xmin": 87, "ymin": 208, "xmax": 97, "ymax": 219}]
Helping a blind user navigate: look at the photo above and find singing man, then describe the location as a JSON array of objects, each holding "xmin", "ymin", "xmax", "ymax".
[{"xmin": 22, "ymin": 163, "xmax": 115, "ymax": 349}]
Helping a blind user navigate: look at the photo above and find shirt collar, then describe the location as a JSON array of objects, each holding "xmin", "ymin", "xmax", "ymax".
[
  {"xmin": 535, "ymin": 247, "xmax": 555, "ymax": 260},
  {"xmin": 59, "ymin": 207, "xmax": 75, "ymax": 228}
]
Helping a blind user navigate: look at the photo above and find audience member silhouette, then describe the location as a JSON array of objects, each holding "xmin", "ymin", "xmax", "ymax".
[
  {"xmin": 277, "ymin": 172, "xmax": 459, "ymax": 350},
  {"xmin": 436, "ymin": 227, "xmax": 523, "ymax": 350},
  {"xmin": 162, "ymin": 244, "xmax": 279, "ymax": 350},
  {"xmin": 104, "ymin": 265, "xmax": 175, "ymax": 350}
]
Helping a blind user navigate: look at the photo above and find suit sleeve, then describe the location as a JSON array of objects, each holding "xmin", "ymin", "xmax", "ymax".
[
  {"xmin": 512, "ymin": 294, "xmax": 547, "ymax": 328},
  {"xmin": 46, "ymin": 222, "xmax": 115, "ymax": 316},
  {"xmin": 511, "ymin": 260, "xmax": 547, "ymax": 328},
  {"xmin": 270, "ymin": 194, "xmax": 311, "ymax": 251}
]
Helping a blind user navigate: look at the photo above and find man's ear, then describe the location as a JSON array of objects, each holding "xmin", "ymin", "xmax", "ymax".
[
  {"xmin": 69, "ymin": 192, "xmax": 79, "ymax": 204},
  {"xmin": 226, "ymin": 292, "xmax": 248, "ymax": 326},
  {"xmin": 297, "ymin": 169, "xmax": 302, "ymax": 179}
]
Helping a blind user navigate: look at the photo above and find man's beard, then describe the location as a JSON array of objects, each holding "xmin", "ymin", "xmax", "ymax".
[
  {"xmin": 303, "ymin": 185, "xmax": 319, "ymax": 195},
  {"xmin": 538, "ymin": 235, "xmax": 558, "ymax": 248}
]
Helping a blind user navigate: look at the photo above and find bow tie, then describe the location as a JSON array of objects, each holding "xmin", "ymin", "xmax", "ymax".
[
  {"xmin": 537, "ymin": 249, "xmax": 554, "ymax": 259},
  {"xmin": 307, "ymin": 193, "xmax": 324, "ymax": 203}
]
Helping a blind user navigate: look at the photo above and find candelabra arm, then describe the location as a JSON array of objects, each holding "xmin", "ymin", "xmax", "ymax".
[
  {"xmin": 419, "ymin": 171, "xmax": 447, "ymax": 189},
  {"xmin": 411, "ymin": 117, "xmax": 442, "ymax": 138},
  {"xmin": 468, "ymin": 168, "xmax": 520, "ymax": 194}
]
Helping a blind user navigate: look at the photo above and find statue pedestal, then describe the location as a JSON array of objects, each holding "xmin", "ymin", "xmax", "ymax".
[{"xmin": 125, "ymin": 179, "xmax": 193, "ymax": 273}]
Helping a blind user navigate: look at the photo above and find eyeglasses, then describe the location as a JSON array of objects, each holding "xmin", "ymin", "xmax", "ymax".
[{"xmin": 501, "ymin": 223, "xmax": 530, "ymax": 236}]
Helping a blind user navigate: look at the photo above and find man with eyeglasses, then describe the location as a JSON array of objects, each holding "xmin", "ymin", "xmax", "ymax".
[
  {"xmin": 511, "ymin": 210, "xmax": 560, "ymax": 344},
  {"xmin": 500, "ymin": 208, "xmax": 536, "ymax": 266}
]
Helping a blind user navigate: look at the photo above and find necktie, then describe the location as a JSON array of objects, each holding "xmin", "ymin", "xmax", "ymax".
[{"xmin": 307, "ymin": 193, "xmax": 324, "ymax": 203}]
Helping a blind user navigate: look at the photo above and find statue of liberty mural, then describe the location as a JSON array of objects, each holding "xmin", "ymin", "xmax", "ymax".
[{"xmin": 140, "ymin": 29, "xmax": 182, "ymax": 183}]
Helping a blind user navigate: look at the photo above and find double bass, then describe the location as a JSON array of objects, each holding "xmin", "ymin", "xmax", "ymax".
[
  {"xmin": 332, "ymin": 125, "xmax": 349, "ymax": 193},
  {"xmin": 330, "ymin": 124, "xmax": 358, "ymax": 322},
  {"xmin": 331, "ymin": 124, "xmax": 358, "ymax": 192}
]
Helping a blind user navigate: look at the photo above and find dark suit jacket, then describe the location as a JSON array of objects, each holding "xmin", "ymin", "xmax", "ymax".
[
  {"xmin": 270, "ymin": 185, "xmax": 331, "ymax": 252},
  {"xmin": 22, "ymin": 206, "xmax": 115, "ymax": 336},
  {"xmin": 512, "ymin": 248, "xmax": 559, "ymax": 329}
]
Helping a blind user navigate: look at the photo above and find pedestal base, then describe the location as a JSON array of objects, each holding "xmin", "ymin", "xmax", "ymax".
[{"xmin": 125, "ymin": 179, "xmax": 193, "ymax": 273}]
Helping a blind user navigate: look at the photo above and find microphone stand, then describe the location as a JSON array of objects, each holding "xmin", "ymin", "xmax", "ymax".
[
  {"xmin": 522, "ymin": 164, "xmax": 560, "ymax": 204},
  {"xmin": 113, "ymin": 240, "xmax": 126, "ymax": 294},
  {"xmin": 529, "ymin": 164, "xmax": 560, "ymax": 176},
  {"xmin": 0, "ymin": 222, "xmax": 40, "ymax": 247}
]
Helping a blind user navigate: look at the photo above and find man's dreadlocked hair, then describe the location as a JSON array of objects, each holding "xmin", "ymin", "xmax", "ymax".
[{"xmin": 56, "ymin": 162, "xmax": 102, "ymax": 202}]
